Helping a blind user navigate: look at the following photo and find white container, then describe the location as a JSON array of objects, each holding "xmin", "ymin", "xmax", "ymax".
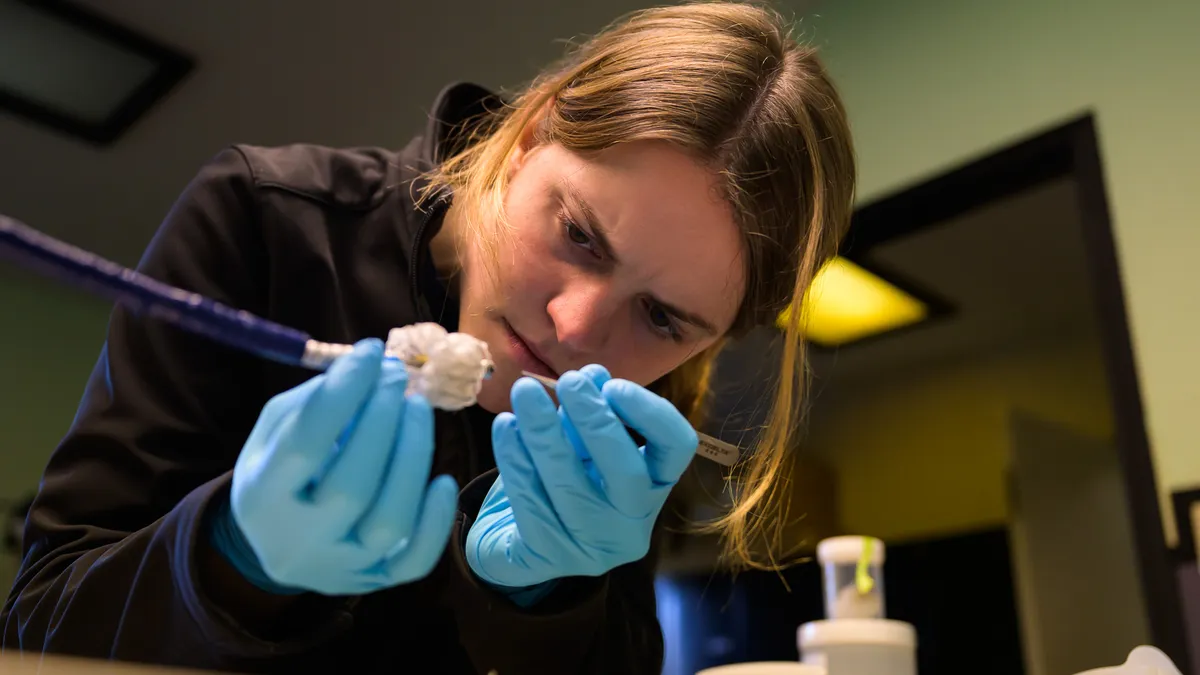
[
  {"xmin": 797, "ymin": 618, "xmax": 917, "ymax": 675},
  {"xmin": 1073, "ymin": 646, "xmax": 1183, "ymax": 674},
  {"xmin": 817, "ymin": 535, "xmax": 886, "ymax": 619},
  {"xmin": 697, "ymin": 663, "xmax": 826, "ymax": 675}
]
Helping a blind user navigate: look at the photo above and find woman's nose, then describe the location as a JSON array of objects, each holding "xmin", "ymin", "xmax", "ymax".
[{"xmin": 546, "ymin": 278, "xmax": 618, "ymax": 354}]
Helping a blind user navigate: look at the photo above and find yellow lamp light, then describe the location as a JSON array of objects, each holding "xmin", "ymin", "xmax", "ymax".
[{"xmin": 778, "ymin": 257, "xmax": 929, "ymax": 347}]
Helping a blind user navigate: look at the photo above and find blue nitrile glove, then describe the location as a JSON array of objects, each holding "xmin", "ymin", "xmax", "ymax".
[
  {"xmin": 465, "ymin": 364, "xmax": 698, "ymax": 591},
  {"xmin": 207, "ymin": 338, "xmax": 459, "ymax": 596}
]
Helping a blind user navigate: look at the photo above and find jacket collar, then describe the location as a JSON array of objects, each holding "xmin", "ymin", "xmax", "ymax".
[
  {"xmin": 401, "ymin": 82, "xmax": 502, "ymax": 331},
  {"xmin": 420, "ymin": 81, "xmax": 505, "ymax": 171}
]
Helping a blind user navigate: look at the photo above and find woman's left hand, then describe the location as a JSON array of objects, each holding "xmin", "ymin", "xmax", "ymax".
[{"xmin": 466, "ymin": 365, "xmax": 698, "ymax": 590}]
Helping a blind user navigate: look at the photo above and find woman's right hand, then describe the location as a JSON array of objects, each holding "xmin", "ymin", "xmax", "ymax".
[{"xmin": 210, "ymin": 338, "xmax": 459, "ymax": 596}]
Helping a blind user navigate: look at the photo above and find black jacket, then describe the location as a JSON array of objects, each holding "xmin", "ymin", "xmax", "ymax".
[{"xmin": 2, "ymin": 82, "xmax": 664, "ymax": 674}]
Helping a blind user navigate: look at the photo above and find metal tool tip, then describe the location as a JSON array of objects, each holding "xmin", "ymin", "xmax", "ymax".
[{"xmin": 521, "ymin": 370, "xmax": 558, "ymax": 390}]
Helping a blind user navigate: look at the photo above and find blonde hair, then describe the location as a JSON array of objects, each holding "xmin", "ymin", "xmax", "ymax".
[{"xmin": 422, "ymin": 1, "xmax": 856, "ymax": 570}]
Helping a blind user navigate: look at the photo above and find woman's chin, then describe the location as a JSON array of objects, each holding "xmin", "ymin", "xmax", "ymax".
[{"xmin": 475, "ymin": 375, "xmax": 513, "ymax": 414}]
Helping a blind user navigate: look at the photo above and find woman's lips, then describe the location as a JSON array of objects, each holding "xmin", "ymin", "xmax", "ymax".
[{"xmin": 503, "ymin": 321, "xmax": 557, "ymax": 378}]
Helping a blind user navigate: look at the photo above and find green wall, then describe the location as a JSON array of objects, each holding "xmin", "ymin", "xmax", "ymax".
[
  {"xmin": 806, "ymin": 336, "xmax": 1113, "ymax": 543},
  {"xmin": 0, "ymin": 273, "xmax": 110, "ymax": 499},
  {"xmin": 0, "ymin": 272, "xmax": 110, "ymax": 592},
  {"xmin": 813, "ymin": 0, "xmax": 1200, "ymax": 544}
]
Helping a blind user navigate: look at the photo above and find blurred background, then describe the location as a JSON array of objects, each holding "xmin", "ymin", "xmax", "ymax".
[{"xmin": 1, "ymin": 1, "xmax": 1198, "ymax": 674}]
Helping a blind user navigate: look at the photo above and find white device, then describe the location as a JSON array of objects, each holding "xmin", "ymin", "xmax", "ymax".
[
  {"xmin": 798, "ymin": 618, "xmax": 917, "ymax": 675},
  {"xmin": 1073, "ymin": 646, "xmax": 1184, "ymax": 675},
  {"xmin": 696, "ymin": 663, "xmax": 826, "ymax": 675},
  {"xmin": 797, "ymin": 535, "xmax": 918, "ymax": 675}
]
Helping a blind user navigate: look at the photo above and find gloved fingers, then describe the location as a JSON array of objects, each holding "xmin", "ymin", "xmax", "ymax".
[
  {"xmin": 510, "ymin": 378, "xmax": 599, "ymax": 515},
  {"xmin": 355, "ymin": 393, "xmax": 437, "ymax": 555},
  {"xmin": 555, "ymin": 370, "xmax": 653, "ymax": 517},
  {"xmin": 235, "ymin": 375, "xmax": 327, "ymax": 509},
  {"xmin": 383, "ymin": 473, "xmax": 459, "ymax": 584},
  {"xmin": 312, "ymin": 359, "xmax": 408, "ymax": 530},
  {"xmin": 519, "ymin": 364, "xmax": 608, "ymax": 467},
  {"xmin": 254, "ymin": 373, "xmax": 326, "ymax": 428},
  {"xmin": 567, "ymin": 362, "xmax": 615, "ymax": 471},
  {"xmin": 492, "ymin": 413, "xmax": 566, "ymax": 545},
  {"xmin": 558, "ymin": 409, "xmax": 605, "ymax": 491},
  {"xmin": 603, "ymin": 379, "xmax": 698, "ymax": 486},
  {"xmin": 267, "ymin": 339, "xmax": 384, "ymax": 494},
  {"xmin": 577, "ymin": 363, "xmax": 612, "ymax": 388}
]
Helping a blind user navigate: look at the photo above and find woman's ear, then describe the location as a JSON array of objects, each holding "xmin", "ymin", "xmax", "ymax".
[{"xmin": 508, "ymin": 97, "xmax": 554, "ymax": 174}]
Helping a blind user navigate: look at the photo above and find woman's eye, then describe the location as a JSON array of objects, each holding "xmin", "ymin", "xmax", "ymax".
[
  {"xmin": 563, "ymin": 217, "xmax": 598, "ymax": 255},
  {"xmin": 645, "ymin": 301, "xmax": 682, "ymax": 341}
]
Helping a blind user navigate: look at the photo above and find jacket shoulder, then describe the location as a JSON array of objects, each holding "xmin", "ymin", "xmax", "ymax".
[{"xmin": 229, "ymin": 143, "xmax": 400, "ymax": 211}]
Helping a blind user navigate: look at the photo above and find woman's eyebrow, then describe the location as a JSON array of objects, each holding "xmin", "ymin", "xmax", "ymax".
[
  {"xmin": 562, "ymin": 179, "xmax": 721, "ymax": 337},
  {"xmin": 656, "ymin": 299, "xmax": 720, "ymax": 336}
]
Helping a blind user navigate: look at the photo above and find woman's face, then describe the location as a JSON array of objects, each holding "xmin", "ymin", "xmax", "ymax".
[{"xmin": 450, "ymin": 139, "xmax": 746, "ymax": 414}]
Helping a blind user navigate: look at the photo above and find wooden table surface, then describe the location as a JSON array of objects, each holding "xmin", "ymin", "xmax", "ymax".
[{"xmin": 0, "ymin": 652, "xmax": 240, "ymax": 675}]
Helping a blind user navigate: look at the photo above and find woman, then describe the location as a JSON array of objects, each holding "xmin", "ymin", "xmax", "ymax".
[{"xmin": 2, "ymin": 2, "xmax": 855, "ymax": 673}]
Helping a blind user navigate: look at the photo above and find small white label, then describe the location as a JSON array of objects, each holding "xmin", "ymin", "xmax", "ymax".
[{"xmin": 696, "ymin": 434, "xmax": 740, "ymax": 466}]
